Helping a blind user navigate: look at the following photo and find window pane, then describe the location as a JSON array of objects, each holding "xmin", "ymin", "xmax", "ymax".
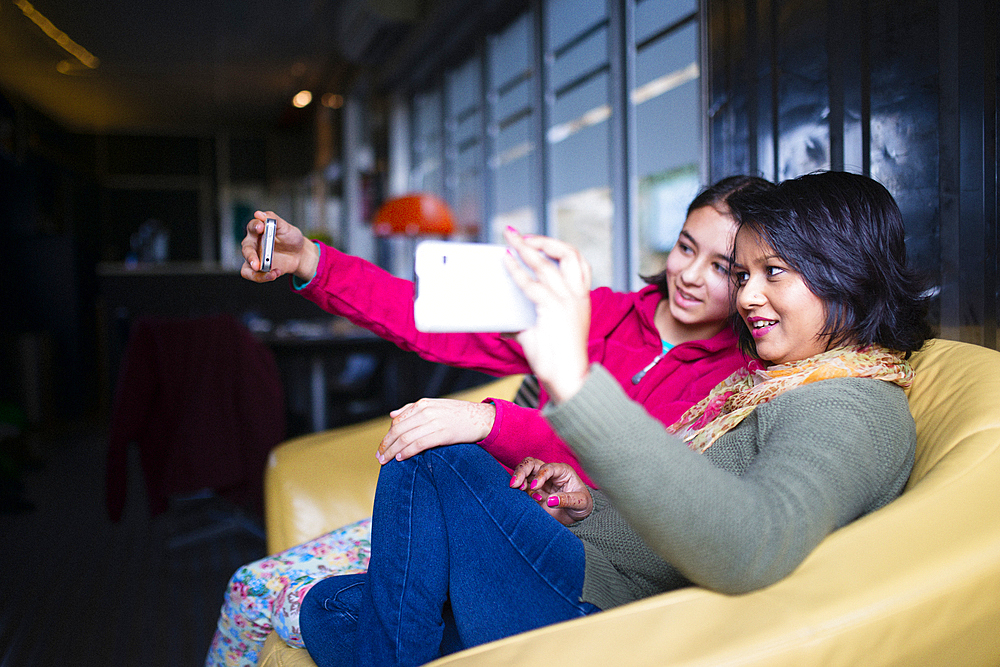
[
  {"xmin": 549, "ymin": 69, "xmax": 612, "ymax": 286},
  {"xmin": 446, "ymin": 56, "xmax": 484, "ymax": 237},
  {"xmin": 634, "ymin": 20, "xmax": 701, "ymax": 286},
  {"xmin": 636, "ymin": 82, "xmax": 700, "ymax": 179},
  {"xmin": 402, "ymin": 1, "xmax": 705, "ymax": 290},
  {"xmin": 550, "ymin": 26, "xmax": 607, "ymax": 92},
  {"xmin": 446, "ymin": 58, "xmax": 481, "ymax": 117},
  {"xmin": 544, "ymin": 0, "xmax": 613, "ymax": 286},
  {"xmin": 492, "ymin": 114, "xmax": 537, "ymax": 238},
  {"xmin": 636, "ymin": 21, "xmax": 697, "ymax": 87},
  {"xmin": 550, "ymin": 76, "xmax": 610, "ymax": 196},
  {"xmin": 490, "ymin": 13, "xmax": 532, "ymax": 88},
  {"xmin": 494, "ymin": 78, "xmax": 532, "ymax": 125},
  {"xmin": 454, "ymin": 138, "xmax": 483, "ymax": 238},
  {"xmin": 488, "ymin": 10, "xmax": 538, "ymax": 240},
  {"xmin": 635, "ymin": 0, "xmax": 696, "ymax": 44},
  {"xmin": 546, "ymin": 0, "xmax": 606, "ymax": 51},
  {"xmin": 412, "ymin": 89, "xmax": 443, "ymax": 194},
  {"xmin": 454, "ymin": 111, "xmax": 480, "ymax": 147}
]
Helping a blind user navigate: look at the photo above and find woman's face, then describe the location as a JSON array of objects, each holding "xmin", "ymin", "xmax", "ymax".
[
  {"xmin": 732, "ymin": 229, "xmax": 830, "ymax": 365},
  {"xmin": 662, "ymin": 205, "xmax": 737, "ymax": 328}
]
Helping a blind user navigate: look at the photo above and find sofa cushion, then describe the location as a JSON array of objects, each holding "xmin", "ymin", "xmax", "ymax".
[{"xmin": 904, "ymin": 338, "xmax": 1000, "ymax": 490}]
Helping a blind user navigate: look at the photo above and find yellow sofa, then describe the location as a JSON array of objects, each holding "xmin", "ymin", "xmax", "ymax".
[{"xmin": 258, "ymin": 339, "xmax": 1000, "ymax": 667}]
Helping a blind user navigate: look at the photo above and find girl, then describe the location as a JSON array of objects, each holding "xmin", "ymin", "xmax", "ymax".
[
  {"xmin": 298, "ymin": 171, "xmax": 930, "ymax": 666},
  {"xmin": 206, "ymin": 176, "xmax": 772, "ymax": 667}
]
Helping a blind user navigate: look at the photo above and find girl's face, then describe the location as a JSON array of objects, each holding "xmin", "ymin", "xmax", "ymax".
[
  {"xmin": 662, "ymin": 205, "xmax": 737, "ymax": 329},
  {"xmin": 732, "ymin": 229, "xmax": 831, "ymax": 366}
]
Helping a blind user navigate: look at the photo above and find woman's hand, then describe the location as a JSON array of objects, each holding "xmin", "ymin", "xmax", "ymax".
[
  {"xmin": 377, "ymin": 399, "xmax": 497, "ymax": 464},
  {"xmin": 502, "ymin": 228, "xmax": 592, "ymax": 404},
  {"xmin": 240, "ymin": 211, "xmax": 319, "ymax": 283},
  {"xmin": 510, "ymin": 456, "xmax": 593, "ymax": 526}
]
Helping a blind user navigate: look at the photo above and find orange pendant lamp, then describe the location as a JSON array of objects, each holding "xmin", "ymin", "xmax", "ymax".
[{"xmin": 372, "ymin": 193, "xmax": 456, "ymax": 237}]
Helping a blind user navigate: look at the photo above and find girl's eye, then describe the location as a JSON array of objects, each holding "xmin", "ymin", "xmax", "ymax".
[
  {"xmin": 766, "ymin": 265, "xmax": 786, "ymax": 278},
  {"xmin": 733, "ymin": 270, "xmax": 749, "ymax": 286},
  {"xmin": 713, "ymin": 262, "xmax": 730, "ymax": 276},
  {"xmin": 677, "ymin": 242, "xmax": 693, "ymax": 254}
]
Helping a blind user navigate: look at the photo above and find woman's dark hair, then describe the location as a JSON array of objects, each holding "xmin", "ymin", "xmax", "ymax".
[
  {"xmin": 726, "ymin": 170, "xmax": 932, "ymax": 359},
  {"xmin": 642, "ymin": 174, "xmax": 775, "ymax": 293}
]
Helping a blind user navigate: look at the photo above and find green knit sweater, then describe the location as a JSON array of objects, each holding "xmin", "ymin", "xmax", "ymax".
[{"xmin": 544, "ymin": 364, "xmax": 915, "ymax": 610}]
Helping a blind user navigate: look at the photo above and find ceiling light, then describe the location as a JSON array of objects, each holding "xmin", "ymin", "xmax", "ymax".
[
  {"xmin": 55, "ymin": 59, "xmax": 99, "ymax": 77},
  {"xmin": 14, "ymin": 0, "xmax": 100, "ymax": 70},
  {"xmin": 292, "ymin": 90, "xmax": 313, "ymax": 108}
]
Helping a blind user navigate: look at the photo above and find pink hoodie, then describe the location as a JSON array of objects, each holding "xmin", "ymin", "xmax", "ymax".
[{"xmin": 294, "ymin": 243, "xmax": 749, "ymax": 486}]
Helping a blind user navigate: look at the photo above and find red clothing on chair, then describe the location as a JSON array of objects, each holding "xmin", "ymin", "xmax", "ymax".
[{"xmin": 106, "ymin": 314, "xmax": 285, "ymax": 522}]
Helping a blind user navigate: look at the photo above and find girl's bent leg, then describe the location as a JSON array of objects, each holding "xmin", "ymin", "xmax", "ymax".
[
  {"xmin": 205, "ymin": 518, "xmax": 372, "ymax": 667},
  {"xmin": 270, "ymin": 519, "xmax": 371, "ymax": 648},
  {"xmin": 357, "ymin": 445, "xmax": 453, "ymax": 666},
  {"xmin": 301, "ymin": 579, "xmax": 463, "ymax": 667},
  {"xmin": 352, "ymin": 444, "xmax": 596, "ymax": 665},
  {"xmin": 299, "ymin": 573, "xmax": 369, "ymax": 667},
  {"xmin": 420, "ymin": 445, "xmax": 598, "ymax": 646}
]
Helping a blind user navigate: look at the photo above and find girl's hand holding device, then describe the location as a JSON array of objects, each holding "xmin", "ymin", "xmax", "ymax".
[{"xmin": 240, "ymin": 211, "xmax": 318, "ymax": 283}]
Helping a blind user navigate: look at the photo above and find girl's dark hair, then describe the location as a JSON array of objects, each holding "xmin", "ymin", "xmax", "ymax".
[
  {"xmin": 642, "ymin": 175, "xmax": 775, "ymax": 293},
  {"xmin": 726, "ymin": 170, "xmax": 932, "ymax": 359}
]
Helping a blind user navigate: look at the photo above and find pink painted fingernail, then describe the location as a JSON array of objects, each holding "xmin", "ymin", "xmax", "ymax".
[
  {"xmin": 510, "ymin": 476, "xmax": 518, "ymax": 487},
  {"xmin": 530, "ymin": 479, "xmax": 539, "ymax": 490},
  {"xmin": 547, "ymin": 496, "xmax": 559, "ymax": 507},
  {"xmin": 532, "ymin": 493, "xmax": 543, "ymax": 502}
]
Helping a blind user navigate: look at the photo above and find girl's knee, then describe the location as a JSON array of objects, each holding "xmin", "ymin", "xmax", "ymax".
[
  {"xmin": 223, "ymin": 563, "xmax": 271, "ymax": 621},
  {"xmin": 302, "ymin": 575, "xmax": 367, "ymax": 618},
  {"xmin": 424, "ymin": 442, "xmax": 488, "ymax": 470},
  {"xmin": 273, "ymin": 580, "xmax": 320, "ymax": 648}
]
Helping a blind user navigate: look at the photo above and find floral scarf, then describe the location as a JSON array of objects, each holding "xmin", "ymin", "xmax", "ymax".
[{"xmin": 668, "ymin": 345, "xmax": 914, "ymax": 453}]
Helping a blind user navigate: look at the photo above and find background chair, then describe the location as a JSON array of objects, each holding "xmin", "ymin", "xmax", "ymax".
[{"xmin": 106, "ymin": 314, "xmax": 285, "ymax": 538}]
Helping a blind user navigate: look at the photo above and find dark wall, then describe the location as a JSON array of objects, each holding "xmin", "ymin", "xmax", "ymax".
[
  {"xmin": 706, "ymin": 0, "xmax": 998, "ymax": 348},
  {"xmin": 1, "ymin": 100, "xmax": 102, "ymax": 424}
]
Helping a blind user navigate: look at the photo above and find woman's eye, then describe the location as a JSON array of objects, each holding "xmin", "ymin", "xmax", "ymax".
[
  {"xmin": 676, "ymin": 242, "xmax": 693, "ymax": 254},
  {"xmin": 713, "ymin": 262, "xmax": 730, "ymax": 276},
  {"xmin": 766, "ymin": 265, "xmax": 786, "ymax": 278},
  {"xmin": 733, "ymin": 271, "xmax": 749, "ymax": 285}
]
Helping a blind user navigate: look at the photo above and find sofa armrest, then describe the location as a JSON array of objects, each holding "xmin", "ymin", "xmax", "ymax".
[{"xmin": 264, "ymin": 374, "xmax": 525, "ymax": 554}]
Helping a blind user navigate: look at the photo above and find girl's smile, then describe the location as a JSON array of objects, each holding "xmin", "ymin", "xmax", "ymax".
[
  {"xmin": 656, "ymin": 205, "xmax": 737, "ymax": 345},
  {"xmin": 673, "ymin": 285, "xmax": 703, "ymax": 307}
]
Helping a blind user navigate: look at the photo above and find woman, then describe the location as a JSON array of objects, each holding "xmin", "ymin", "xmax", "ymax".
[
  {"xmin": 206, "ymin": 176, "xmax": 771, "ymax": 667},
  {"xmin": 298, "ymin": 171, "xmax": 930, "ymax": 666}
]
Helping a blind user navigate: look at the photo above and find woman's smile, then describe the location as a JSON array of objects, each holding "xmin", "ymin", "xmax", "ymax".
[
  {"xmin": 733, "ymin": 229, "xmax": 831, "ymax": 365},
  {"xmin": 746, "ymin": 316, "xmax": 778, "ymax": 338}
]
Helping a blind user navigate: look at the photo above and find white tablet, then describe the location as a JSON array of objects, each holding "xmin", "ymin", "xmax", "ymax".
[{"xmin": 413, "ymin": 240, "xmax": 537, "ymax": 333}]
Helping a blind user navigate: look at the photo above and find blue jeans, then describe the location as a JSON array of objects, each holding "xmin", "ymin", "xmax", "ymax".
[{"xmin": 299, "ymin": 444, "xmax": 600, "ymax": 667}]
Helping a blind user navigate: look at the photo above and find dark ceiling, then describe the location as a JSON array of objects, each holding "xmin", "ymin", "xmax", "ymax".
[{"xmin": 0, "ymin": 0, "xmax": 419, "ymax": 134}]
